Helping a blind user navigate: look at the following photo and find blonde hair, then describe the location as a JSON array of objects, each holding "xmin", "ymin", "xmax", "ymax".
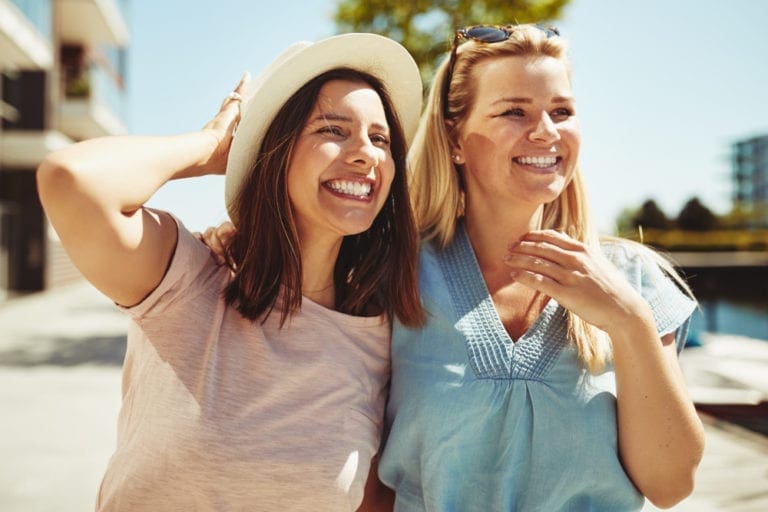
[{"xmin": 409, "ymin": 25, "xmax": 691, "ymax": 372}]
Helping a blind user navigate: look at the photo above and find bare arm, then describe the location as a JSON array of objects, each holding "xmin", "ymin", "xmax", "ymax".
[
  {"xmin": 504, "ymin": 230, "xmax": 705, "ymax": 508},
  {"xmin": 37, "ymin": 78, "xmax": 246, "ymax": 306},
  {"xmin": 611, "ymin": 317, "xmax": 703, "ymax": 508}
]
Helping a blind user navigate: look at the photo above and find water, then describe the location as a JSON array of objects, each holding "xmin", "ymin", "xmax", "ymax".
[
  {"xmin": 688, "ymin": 298, "xmax": 768, "ymax": 344},
  {"xmin": 685, "ymin": 297, "xmax": 768, "ymax": 436}
]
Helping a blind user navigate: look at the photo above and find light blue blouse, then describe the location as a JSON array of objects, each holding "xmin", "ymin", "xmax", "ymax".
[{"xmin": 379, "ymin": 224, "xmax": 696, "ymax": 511}]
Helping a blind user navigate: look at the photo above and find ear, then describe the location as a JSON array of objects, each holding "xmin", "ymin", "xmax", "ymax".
[{"xmin": 444, "ymin": 119, "xmax": 465, "ymax": 165}]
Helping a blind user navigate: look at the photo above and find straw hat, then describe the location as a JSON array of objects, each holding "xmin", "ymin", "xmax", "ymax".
[{"xmin": 224, "ymin": 33, "xmax": 422, "ymax": 224}]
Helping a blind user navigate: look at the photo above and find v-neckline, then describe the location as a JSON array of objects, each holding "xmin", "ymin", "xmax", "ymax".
[{"xmin": 436, "ymin": 223, "xmax": 569, "ymax": 380}]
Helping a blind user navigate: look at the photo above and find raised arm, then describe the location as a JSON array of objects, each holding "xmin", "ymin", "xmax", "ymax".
[{"xmin": 37, "ymin": 78, "xmax": 246, "ymax": 306}]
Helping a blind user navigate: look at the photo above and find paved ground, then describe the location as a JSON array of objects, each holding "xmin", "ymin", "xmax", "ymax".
[
  {"xmin": 0, "ymin": 282, "xmax": 126, "ymax": 512},
  {"xmin": 1, "ymin": 281, "xmax": 767, "ymax": 511}
]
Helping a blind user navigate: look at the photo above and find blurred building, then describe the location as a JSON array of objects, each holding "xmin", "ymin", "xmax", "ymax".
[
  {"xmin": 732, "ymin": 134, "xmax": 768, "ymax": 228},
  {"xmin": 0, "ymin": 0, "xmax": 129, "ymax": 300}
]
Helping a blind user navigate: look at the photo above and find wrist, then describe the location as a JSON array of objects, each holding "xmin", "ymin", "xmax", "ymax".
[
  {"xmin": 171, "ymin": 131, "xmax": 224, "ymax": 179},
  {"xmin": 604, "ymin": 298, "xmax": 656, "ymax": 341}
]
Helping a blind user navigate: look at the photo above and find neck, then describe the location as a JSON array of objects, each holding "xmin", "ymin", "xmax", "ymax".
[
  {"xmin": 298, "ymin": 231, "xmax": 343, "ymax": 309},
  {"xmin": 464, "ymin": 199, "xmax": 543, "ymax": 276}
]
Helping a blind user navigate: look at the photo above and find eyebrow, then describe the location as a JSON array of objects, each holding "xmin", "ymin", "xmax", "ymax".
[
  {"xmin": 310, "ymin": 112, "xmax": 389, "ymax": 132},
  {"xmin": 492, "ymin": 96, "xmax": 574, "ymax": 105}
]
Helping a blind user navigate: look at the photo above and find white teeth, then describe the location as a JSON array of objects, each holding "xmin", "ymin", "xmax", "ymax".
[
  {"xmin": 516, "ymin": 156, "xmax": 558, "ymax": 167},
  {"xmin": 327, "ymin": 180, "xmax": 372, "ymax": 196}
]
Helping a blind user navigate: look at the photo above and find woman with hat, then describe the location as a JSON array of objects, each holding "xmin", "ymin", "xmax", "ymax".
[{"xmin": 37, "ymin": 33, "xmax": 423, "ymax": 510}]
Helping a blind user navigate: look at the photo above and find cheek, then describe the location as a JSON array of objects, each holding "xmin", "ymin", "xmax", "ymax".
[
  {"xmin": 285, "ymin": 167, "xmax": 311, "ymax": 214},
  {"xmin": 461, "ymin": 129, "xmax": 507, "ymax": 161},
  {"xmin": 563, "ymin": 121, "xmax": 581, "ymax": 149}
]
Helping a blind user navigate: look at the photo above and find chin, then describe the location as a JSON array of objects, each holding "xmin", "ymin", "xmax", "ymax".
[{"xmin": 340, "ymin": 222, "xmax": 377, "ymax": 237}]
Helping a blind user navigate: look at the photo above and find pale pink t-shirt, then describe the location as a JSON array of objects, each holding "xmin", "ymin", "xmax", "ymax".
[{"xmin": 96, "ymin": 221, "xmax": 391, "ymax": 511}]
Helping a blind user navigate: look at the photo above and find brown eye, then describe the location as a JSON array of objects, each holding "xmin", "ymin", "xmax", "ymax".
[
  {"xmin": 501, "ymin": 108, "xmax": 525, "ymax": 117},
  {"xmin": 370, "ymin": 134, "xmax": 390, "ymax": 146},
  {"xmin": 318, "ymin": 126, "xmax": 344, "ymax": 137}
]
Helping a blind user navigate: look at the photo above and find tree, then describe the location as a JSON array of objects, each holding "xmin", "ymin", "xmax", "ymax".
[
  {"xmin": 334, "ymin": 0, "xmax": 570, "ymax": 85},
  {"xmin": 632, "ymin": 199, "xmax": 672, "ymax": 230},
  {"xmin": 676, "ymin": 197, "xmax": 719, "ymax": 231},
  {"xmin": 614, "ymin": 207, "xmax": 639, "ymax": 236}
]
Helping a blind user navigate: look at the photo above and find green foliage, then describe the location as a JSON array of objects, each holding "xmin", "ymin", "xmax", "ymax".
[
  {"xmin": 614, "ymin": 206, "xmax": 639, "ymax": 237},
  {"xmin": 719, "ymin": 204, "xmax": 753, "ymax": 229},
  {"xmin": 721, "ymin": 202, "xmax": 768, "ymax": 229},
  {"xmin": 333, "ymin": 0, "xmax": 570, "ymax": 86},
  {"xmin": 618, "ymin": 197, "xmax": 768, "ymax": 251},
  {"xmin": 632, "ymin": 199, "xmax": 672, "ymax": 230},
  {"xmin": 65, "ymin": 73, "xmax": 91, "ymax": 98}
]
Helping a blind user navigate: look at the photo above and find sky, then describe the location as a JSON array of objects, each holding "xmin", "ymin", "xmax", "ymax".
[{"xmin": 126, "ymin": 0, "xmax": 768, "ymax": 234}]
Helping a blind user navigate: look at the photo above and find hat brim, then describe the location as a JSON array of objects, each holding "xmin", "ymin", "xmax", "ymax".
[{"xmin": 224, "ymin": 33, "xmax": 422, "ymax": 224}]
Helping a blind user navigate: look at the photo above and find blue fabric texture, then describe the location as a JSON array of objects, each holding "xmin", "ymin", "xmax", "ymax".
[{"xmin": 379, "ymin": 224, "xmax": 696, "ymax": 512}]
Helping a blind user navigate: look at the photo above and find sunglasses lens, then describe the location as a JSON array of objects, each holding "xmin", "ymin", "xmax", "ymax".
[
  {"xmin": 540, "ymin": 26, "xmax": 560, "ymax": 38},
  {"xmin": 465, "ymin": 26, "xmax": 509, "ymax": 43}
]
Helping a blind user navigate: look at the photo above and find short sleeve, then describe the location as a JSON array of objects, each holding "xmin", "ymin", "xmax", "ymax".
[
  {"xmin": 119, "ymin": 213, "xmax": 219, "ymax": 321},
  {"xmin": 603, "ymin": 242, "xmax": 697, "ymax": 353}
]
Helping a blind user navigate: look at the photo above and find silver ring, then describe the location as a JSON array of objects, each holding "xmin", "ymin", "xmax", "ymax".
[{"xmin": 226, "ymin": 91, "xmax": 243, "ymax": 102}]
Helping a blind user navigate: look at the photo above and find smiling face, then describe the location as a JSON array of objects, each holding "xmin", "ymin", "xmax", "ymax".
[
  {"xmin": 287, "ymin": 79, "xmax": 395, "ymax": 242},
  {"xmin": 453, "ymin": 54, "xmax": 580, "ymax": 216}
]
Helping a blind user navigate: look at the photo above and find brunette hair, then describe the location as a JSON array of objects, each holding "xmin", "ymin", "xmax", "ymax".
[{"xmin": 224, "ymin": 68, "xmax": 424, "ymax": 327}]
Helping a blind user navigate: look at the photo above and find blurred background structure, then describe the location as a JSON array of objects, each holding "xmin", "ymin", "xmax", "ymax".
[
  {"xmin": 0, "ymin": 0, "xmax": 129, "ymax": 300},
  {"xmin": 732, "ymin": 135, "xmax": 768, "ymax": 228},
  {"xmin": 0, "ymin": 0, "xmax": 766, "ymax": 511}
]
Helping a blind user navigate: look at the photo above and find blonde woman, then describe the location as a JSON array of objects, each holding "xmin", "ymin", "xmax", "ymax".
[{"xmin": 376, "ymin": 24, "xmax": 704, "ymax": 511}]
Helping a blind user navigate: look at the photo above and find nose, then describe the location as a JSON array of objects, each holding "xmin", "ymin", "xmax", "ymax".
[
  {"xmin": 529, "ymin": 112, "xmax": 560, "ymax": 144},
  {"xmin": 346, "ymin": 133, "xmax": 380, "ymax": 171}
]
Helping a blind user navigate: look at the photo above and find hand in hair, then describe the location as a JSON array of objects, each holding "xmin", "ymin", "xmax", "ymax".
[
  {"xmin": 37, "ymin": 73, "xmax": 250, "ymax": 307},
  {"xmin": 198, "ymin": 221, "xmax": 237, "ymax": 266},
  {"xmin": 200, "ymin": 73, "xmax": 250, "ymax": 176}
]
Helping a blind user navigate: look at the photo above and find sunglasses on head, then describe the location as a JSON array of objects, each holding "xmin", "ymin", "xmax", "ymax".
[{"xmin": 441, "ymin": 24, "xmax": 560, "ymax": 118}]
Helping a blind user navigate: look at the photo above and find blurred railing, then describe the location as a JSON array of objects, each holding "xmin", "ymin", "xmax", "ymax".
[
  {"xmin": 63, "ymin": 58, "xmax": 126, "ymax": 122},
  {"xmin": 630, "ymin": 228, "xmax": 768, "ymax": 252},
  {"xmin": 91, "ymin": 60, "xmax": 125, "ymax": 120},
  {"xmin": 115, "ymin": 0, "xmax": 129, "ymax": 25},
  {"xmin": 8, "ymin": 0, "xmax": 51, "ymax": 40}
]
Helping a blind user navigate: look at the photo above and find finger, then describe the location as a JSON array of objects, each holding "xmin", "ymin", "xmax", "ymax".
[
  {"xmin": 507, "ymin": 240, "xmax": 581, "ymax": 269},
  {"xmin": 234, "ymin": 72, "xmax": 250, "ymax": 95},
  {"xmin": 202, "ymin": 227, "xmax": 225, "ymax": 264},
  {"xmin": 220, "ymin": 92, "xmax": 243, "ymax": 112},
  {"xmin": 505, "ymin": 253, "xmax": 569, "ymax": 285},
  {"xmin": 219, "ymin": 73, "xmax": 251, "ymax": 111},
  {"xmin": 215, "ymin": 221, "xmax": 237, "ymax": 245},
  {"xmin": 510, "ymin": 269, "xmax": 561, "ymax": 297},
  {"xmin": 210, "ymin": 236, "xmax": 226, "ymax": 264},
  {"xmin": 518, "ymin": 230, "xmax": 585, "ymax": 252}
]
